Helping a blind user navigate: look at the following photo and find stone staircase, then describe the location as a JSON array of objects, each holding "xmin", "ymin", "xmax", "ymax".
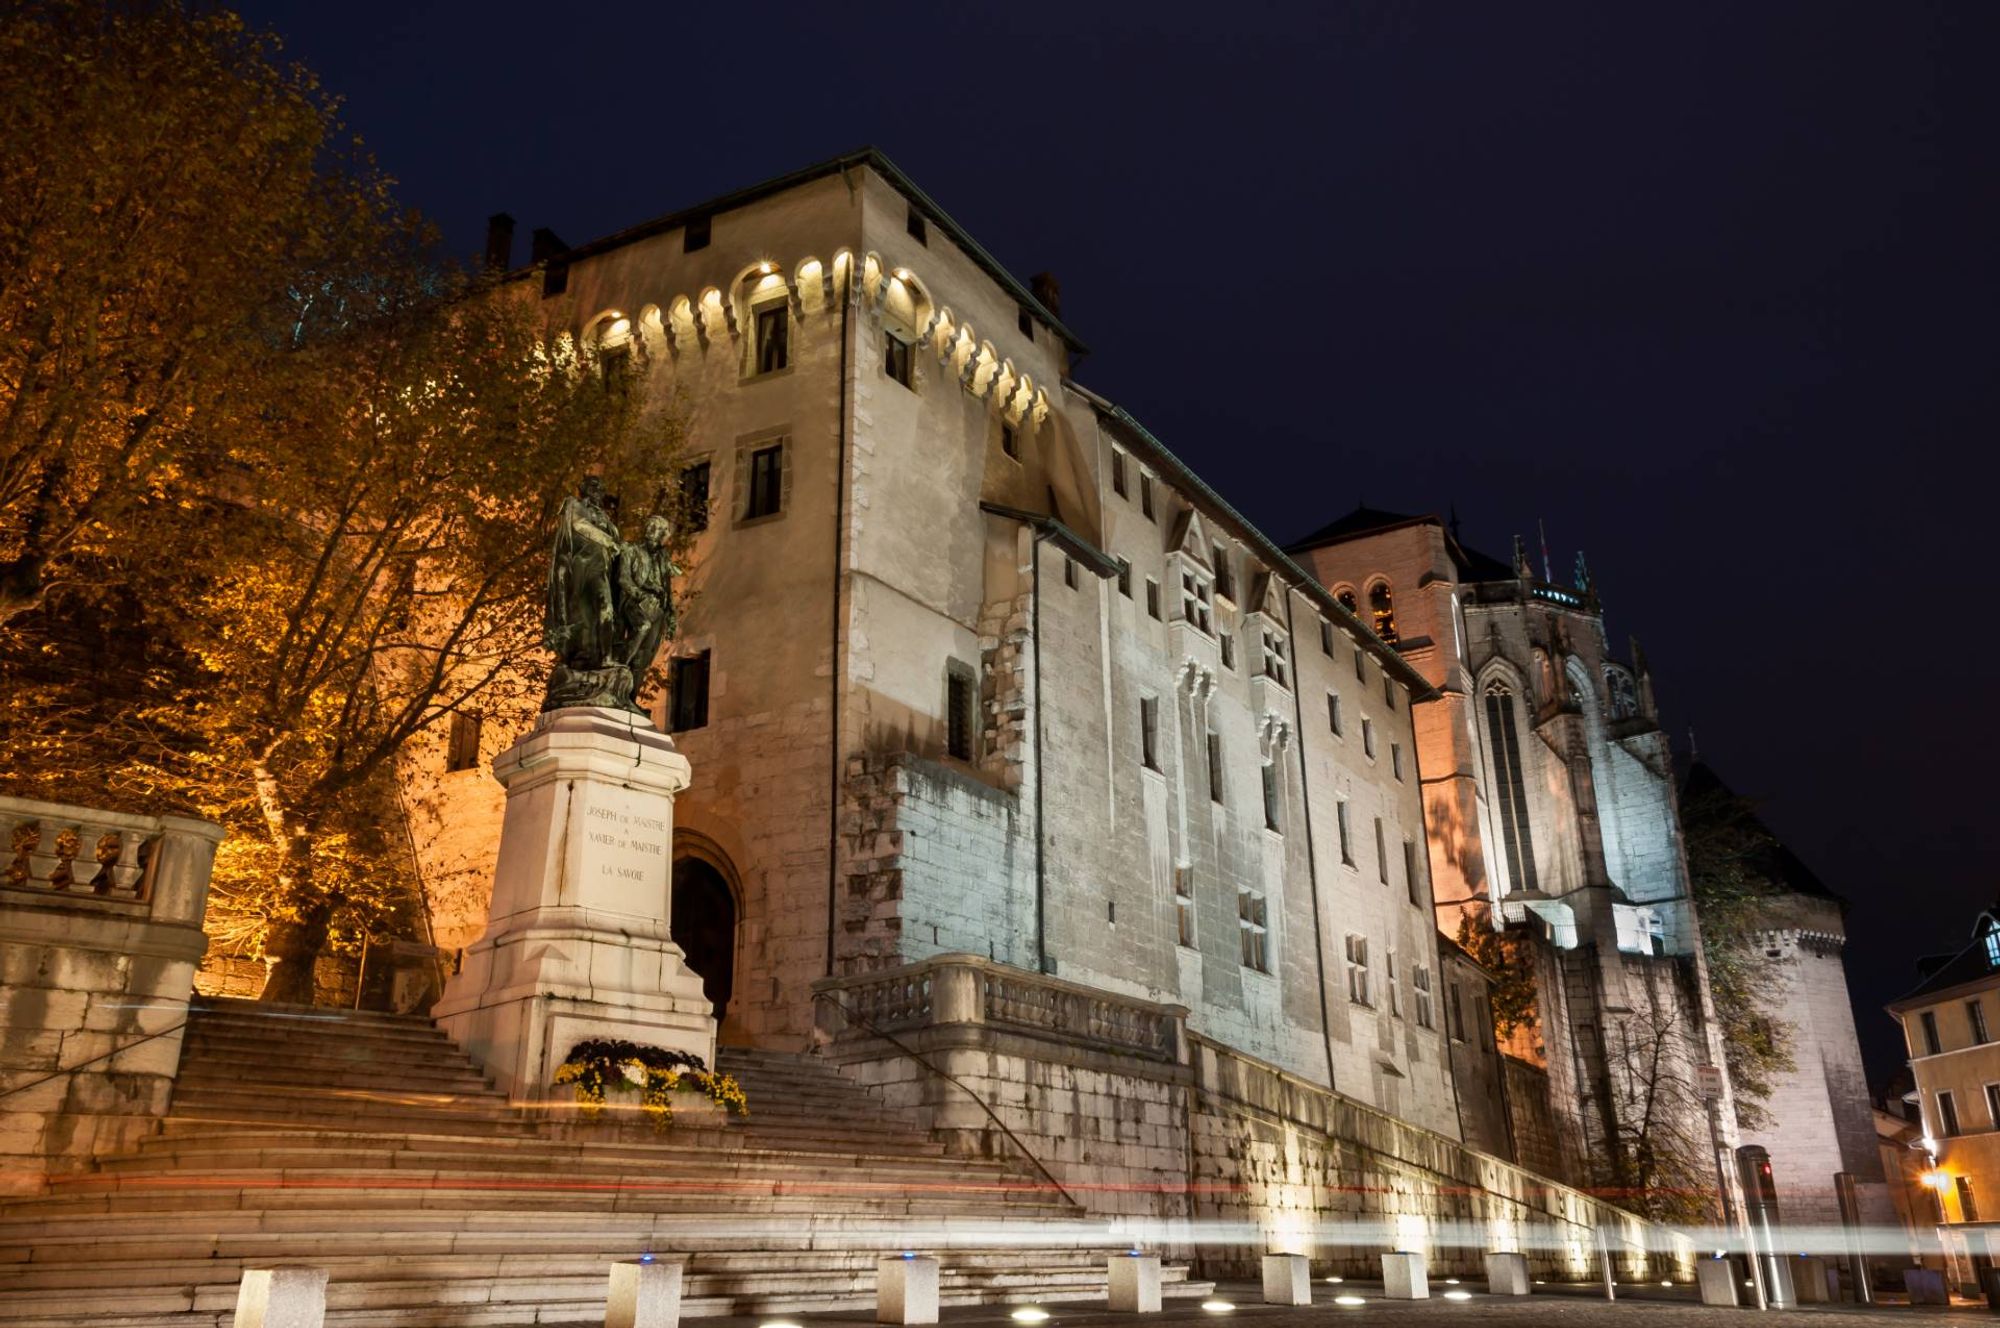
[{"xmin": 0, "ymin": 999, "xmax": 1209, "ymax": 1326}]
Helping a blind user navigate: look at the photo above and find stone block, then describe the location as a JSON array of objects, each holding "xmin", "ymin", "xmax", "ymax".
[
  {"xmin": 877, "ymin": 1254, "xmax": 939, "ymax": 1325},
  {"xmin": 233, "ymin": 1265, "xmax": 328, "ymax": 1328},
  {"xmin": 1381, "ymin": 1250, "xmax": 1428, "ymax": 1299},
  {"xmin": 1108, "ymin": 1253, "xmax": 1162, "ymax": 1312},
  {"xmin": 1695, "ymin": 1258, "xmax": 1739, "ymax": 1306},
  {"xmin": 607, "ymin": 1258, "xmax": 681, "ymax": 1328},
  {"xmin": 1261, "ymin": 1253, "xmax": 1310, "ymax": 1305},
  {"xmin": 1484, "ymin": 1251, "xmax": 1530, "ymax": 1295}
]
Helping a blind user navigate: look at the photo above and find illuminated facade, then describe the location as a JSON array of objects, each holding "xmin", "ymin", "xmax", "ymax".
[{"xmin": 1289, "ymin": 510, "xmax": 1736, "ymax": 1194}]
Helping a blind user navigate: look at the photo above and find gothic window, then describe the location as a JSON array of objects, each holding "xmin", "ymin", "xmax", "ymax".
[
  {"xmin": 1140, "ymin": 697, "xmax": 1160, "ymax": 771},
  {"xmin": 679, "ymin": 461, "xmax": 711, "ymax": 534},
  {"xmin": 884, "ymin": 332, "xmax": 913, "ymax": 388},
  {"xmin": 669, "ymin": 652, "xmax": 711, "ymax": 732},
  {"xmin": 1181, "ymin": 570, "xmax": 1212, "ymax": 633},
  {"xmin": 1413, "ymin": 964, "xmax": 1435, "ymax": 1029},
  {"xmin": 1337, "ymin": 586, "xmax": 1358, "ymax": 615},
  {"xmin": 1607, "ymin": 666, "xmax": 1639, "ymax": 719},
  {"xmin": 446, "ymin": 712, "xmax": 482, "ymax": 773},
  {"xmin": 1238, "ymin": 888, "xmax": 1268, "ymax": 972},
  {"xmin": 1259, "ymin": 629, "xmax": 1288, "ymax": 687},
  {"xmin": 1262, "ymin": 764, "xmax": 1282, "ymax": 833},
  {"xmin": 1484, "ymin": 680, "xmax": 1540, "ymax": 896},
  {"xmin": 753, "ymin": 304, "xmax": 788, "ymax": 374},
  {"xmin": 1175, "ymin": 865, "xmax": 1195, "ymax": 947},
  {"xmin": 1345, "ymin": 934, "xmax": 1371, "ymax": 1006},
  {"xmin": 1368, "ymin": 581, "xmax": 1399, "ymax": 645}
]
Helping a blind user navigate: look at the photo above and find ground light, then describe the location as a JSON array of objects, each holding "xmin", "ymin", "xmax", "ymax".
[
  {"xmin": 1660, "ymin": 1280, "xmax": 1673, "ymax": 1287},
  {"xmin": 1201, "ymin": 1300, "xmax": 1235, "ymax": 1313},
  {"xmin": 1010, "ymin": 1310, "xmax": 1050, "ymax": 1324},
  {"xmin": 761, "ymin": 1321, "xmax": 803, "ymax": 1328},
  {"xmin": 1443, "ymin": 1290, "xmax": 1473, "ymax": 1301},
  {"xmin": 1324, "ymin": 1276, "xmax": 1344, "ymax": 1284},
  {"xmin": 1334, "ymin": 1294, "xmax": 1368, "ymax": 1307},
  {"xmin": 1444, "ymin": 1278, "xmax": 1460, "ymax": 1284}
]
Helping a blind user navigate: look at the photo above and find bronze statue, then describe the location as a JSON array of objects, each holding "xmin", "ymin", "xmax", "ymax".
[{"xmin": 542, "ymin": 480, "xmax": 677, "ymax": 714}]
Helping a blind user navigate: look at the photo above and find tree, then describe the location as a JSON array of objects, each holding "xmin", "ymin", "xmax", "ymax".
[{"xmin": 1455, "ymin": 904, "xmax": 1542, "ymax": 1050}]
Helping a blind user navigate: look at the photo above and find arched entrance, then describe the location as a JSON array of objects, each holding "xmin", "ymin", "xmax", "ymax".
[{"xmin": 671, "ymin": 855, "xmax": 736, "ymax": 1021}]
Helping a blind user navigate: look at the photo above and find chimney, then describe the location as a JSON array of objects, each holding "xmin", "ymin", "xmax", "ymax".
[
  {"xmin": 1029, "ymin": 271, "xmax": 1062, "ymax": 319},
  {"xmin": 530, "ymin": 227, "xmax": 569, "ymax": 264},
  {"xmin": 484, "ymin": 213, "xmax": 516, "ymax": 272}
]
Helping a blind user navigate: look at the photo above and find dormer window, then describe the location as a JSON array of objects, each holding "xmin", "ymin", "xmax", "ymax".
[
  {"xmin": 1259, "ymin": 629, "xmax": 1288, "ymax": 687},
  {"xmin": 1181, "ymin": 570, "xmax": 1212, "ymax": 633}
]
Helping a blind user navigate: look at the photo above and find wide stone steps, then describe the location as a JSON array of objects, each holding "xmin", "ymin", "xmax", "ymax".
[{"xmin": 0, "ymin": 999, "xmax": 1213, "ymax": 1326}]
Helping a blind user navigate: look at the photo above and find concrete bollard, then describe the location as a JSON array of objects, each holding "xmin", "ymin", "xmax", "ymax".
[
  {"xmin": 878, "ymin": 1254, "xmax": 940, "ymax": 1325},
  {"xmin": 233, "ymin": 1266, "xmax": 329, "ymax": 1328},
  {"xmin": 1696, "ymin": 1258, "xmax": 1740, "ymax": 1307},
  {"xmin": 1791, "ymin": 1256, "xmax": 1831, "ymax": 1304},
  {"xmin": 1381, "ymin": 1251, "xmax": 1428, "ymax": 1300},
  {"xmin": 1483, "ymin": 1251, "xmax": 1531, "ymax": 1296},
  {"xmin": 608, "ymin": 1259, "xmax": 682, "ymax": 1328},
  {"xmin": 1261, "ymin": 1253, "xmax": 1312, "ymax": 1305},
  {"xmin": 1109, "ymin": 1253, "xmax": 1163, "ymax": 1312}
]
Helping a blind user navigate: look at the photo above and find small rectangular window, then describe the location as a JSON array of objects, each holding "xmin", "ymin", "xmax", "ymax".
[
  {"xmin": 1207, "ymin": 733, "xmax": 1224, "ymax": 804},
  {"xmin": 1117, "ymin": 559, "xmax": 1132, "ymax": 598},
  {"xmin": 1327, "ymin": 693, "xmax": 1343, "ymax": 736},
  {"xmin": 446, "ymin": 711, "xmax": 482, "ymax": 773},
  {"xmin": 1064, "ymin": 556, "xmax": 1078, "ymax": 590},
  {"xmin": 1985, "ymin": 1082, "xmax": 2000, "ymax": 1127},
  {"xmin": 1220, "ymin": 632, "xmax": 1235, "ymax": 670},
  {"xmin": 1387, "ymin": 952, "xmax": 1402, "ymax": 1018},
  {"xmin": 1337, "ymin": 801, "xmax": 1355, "ymax": 866},
  {"xmin": 1175, "ymin": 866, "xmax": 1195, "ymax": 948},
  {"xmin": 1001, "ymin": 421, "xmax": 1019, "ymax": 460},
  {"xmin": 1260, "ymin": 630, "xmax": 1287, "ymax": 686},
  {"xmin": 1450, "ymin": 982, "xmax": 1467, "ymax": 1041},
  {"xmin": 1238, "ymin": 888, "xmax": 1268, "ymax": 972},
  {"xmin": 1141, "ymin": 474, "xmax": 1155, "ymax": 521},
  {"xmin": 1958, "ymin": 1174, "xmax": 1979, "ymax": 1222},
  {"xmin": 1017, "ymin": 305, "xmax": 1034, "ymax": 337},
  {"xmin": 1146, "ymin": 579, "xmax": 1162, "ymax": 620},
  {"xmin": 1385, "ymin": 676, "xmax": 1397, "ymax": 709},
  {"xmin": 746, "ymin": 444, "xmax": 784, "ymax": 519},
  {"xmin": 1391, "ymin": 743, "xmax": 1404, "ymax": 780},
  {"xmin": 1414, "ymin": 965, "xmax": 1434, "ymax": 1029},
  {"xmin": 1354, "ymin": 648, "xmax": 1366, "ymax": 683},
  {"xmin": 669, "ymin": 651, "xmax": 711, "ymax": 732},
  {"xmin": 1262, "ymin": 764, "xmax": 1281, "ymax": 833},
  {"xmin": 679, "ymin": 461, "xmax": 711, "ymax": 533},
  {"xmin": 884, "ymin": 333, "xmax": 913, "ymax": 388},
  {"xmin": 1140, "ymin": 697, "xmax": 1160, "ymax": 771},
  {"xmin": 1974, "ymin": 1000, "xmax": 1993, "ymax": 1045},
  {"xmin": 1320, "ymin": 620, "xmax": 1334, "ymax": 656},
  {"xmin": 1111, "ymin": 450, "xmax": 1128, "ymax": 497},
  {"xmin": 1181, "ymin": 571, "xmax": 1212, "ymax": 632},
  {"xmin": 1212, "ymin": 545, "xmax": 1234, "ymax": 600},
  {"xmin": 1374, "ymin": 817, "xmax": 1388, "ymax": 883},
  {"xmin": 1941, "ymin": 1090, "xmax": 1963, "ymax": 1138},
  {"xmin": 906, "ymin": 207, "xmax": 928, "ymax": 244},
  {"xmin": 683, "ymin": 215, "xmax": 711, "ymax": 252},
  {"xmin": 1404, "ymin": 840, "xmax": 1420, "ymax": 907},
  {"xmin": 1345, "ymin": 934, "xmax": 1371, "ymax": 1007},
  {"xmin": 542, "ymin": 262, "xmax": 569, "ymax": 298},
  {"xmin": 1362, "ymin": 717, "xmax": 1376, "ymax": 758},
  {"xmin": 754, "ymin": 304, "xmax": 788, "ymax": 374},
  {"xmin": 946, "ymin": 669, "xmax": 975, "ymax": 761},
  {"xmin": 1921, "ymin": 1010, "xmax": 1943, "ymax": 1056}
]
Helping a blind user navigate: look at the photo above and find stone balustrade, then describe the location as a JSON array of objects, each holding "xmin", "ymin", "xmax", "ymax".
[
  {"xmin": 2, "ymin": 802, "xmax": 178, "ymax": 905},
  {"xmin": 816, "ymin": 953, "xmax": 1186, "ymax": 1064}
]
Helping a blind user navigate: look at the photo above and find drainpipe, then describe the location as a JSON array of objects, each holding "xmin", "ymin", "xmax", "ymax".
[
  {"xmin": 1031, "ymin": 530, "xmax": 1048, "ymax": 973},
  {"xmin": 824, "ymin": 263, "xmax": 853, "ymax": 979},
  {"xmin": 1281, "ymin": 585, "xmax": 1337, "ymax": 1093}
]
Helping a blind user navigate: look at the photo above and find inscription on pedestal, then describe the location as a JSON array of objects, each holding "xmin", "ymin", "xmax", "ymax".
[{"xmin": 586, "ymin": 807, "xmax": 669, "ymax": 881}]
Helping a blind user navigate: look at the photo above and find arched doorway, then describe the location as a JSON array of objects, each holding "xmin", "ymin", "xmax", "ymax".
[{"xmin": 671, "ymin": 856, "xmax": 736, "ymax": 1020}]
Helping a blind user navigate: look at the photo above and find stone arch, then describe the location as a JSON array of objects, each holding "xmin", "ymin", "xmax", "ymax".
[
  {"xmin": 1366, "ymin": 578, "xmax": 1399, "ymax": 645},
  {"xmin": 671, "ymin": 829, "xmax": 742, "ymax": 1029}
]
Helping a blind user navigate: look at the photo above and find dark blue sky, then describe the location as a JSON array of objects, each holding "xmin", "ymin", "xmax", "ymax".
[{"xmin": 240, "ymin": 0, "xmax": 1998, "ymax": 1082}]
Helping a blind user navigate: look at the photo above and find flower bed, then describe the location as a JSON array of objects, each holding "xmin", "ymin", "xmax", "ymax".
[{"xmin": 552, "ymin": 1039, "xmax": 749, "ymax": 1128}]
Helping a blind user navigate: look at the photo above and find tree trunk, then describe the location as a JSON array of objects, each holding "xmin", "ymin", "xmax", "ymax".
[{"xmin": 259, "ymin": 822, "xmax": 329, "ymax": 1004}]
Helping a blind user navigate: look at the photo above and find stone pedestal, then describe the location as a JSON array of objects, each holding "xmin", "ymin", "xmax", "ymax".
[
  {"xmin": 607, "ymin": 1259, "xmax": 681, "ymax": 1328},
  {"xmin": 233, "ymin": 1266, "xmax": 328, "ymax": 1328},
  {"xmin": 877, "ymin": 1255, "xmax": 939, "ymax": 1325},
  {"xmin": 1381, "ymin": 1251, "xmax": 1428, "ymax": 1300},
  {"xmin": 1696, "ymin": 1258, "xmax": 1740, "ymax": 1306},
  {"xmin": 435, "ymin": 708, "xmax": 714, "ymax": 1103},
  {"xmin": 1484, "ymin": 1251, "xmax": 1530, "ymax": 1296},
  {"xmin": 1108, "ymin": 1254, "xmax": 1162, "ymax": 1312},
  {"xmin": 1261, "ymin": 1253, "xmax": 1311, "ymax": 1305}
]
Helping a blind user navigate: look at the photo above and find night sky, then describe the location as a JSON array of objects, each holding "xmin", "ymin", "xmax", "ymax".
[{"xmin": 237, "ymin": 0, "xmax": 1999, "ymax": 1084}]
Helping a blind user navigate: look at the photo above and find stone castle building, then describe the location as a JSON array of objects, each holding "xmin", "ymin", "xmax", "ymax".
[{"xmin": 1287, "ymin": 509, "xmax": 1738, "ymax": 1200}]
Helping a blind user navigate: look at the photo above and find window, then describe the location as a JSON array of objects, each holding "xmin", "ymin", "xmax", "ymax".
[
  {"xmin": 946, "ymin": 668, "xmax": 975, "ymax": 761},
  {"xmin": 1207, "ymin": 733, "xmax": 1224, "ymax": 804},
  {"xmin": 679, "ymin": 461, "xmax": 711, "ymax": 533},
  {"xmin": 1181, "ymin": 570, "xmax": 1212, "ymax": 632},
  {"xmin": 1374, "ymin": 817, "xmax": 1388, "ymax": 883},
  {"xmin": 1987, "ymin": 927, "xmax": 2000, "ymax": 969},
  {"xmin": 1384, "ymin": 676, "xmax": 1397, "ymax": 709},
  {"xmin": 1260, "ymin": 630, "xmax": 1288, "ymax": 686},
  {"xmin": 1413, "ymin": 965, "xmax": 1435, "ymax": 1029},
  {"xmin": 1354, "ymin": 648, "xmax": 1366, "ymax": 683},
  {"xmin": 1145, "ymin": 579, "xmax": 1162, "ymax": 620},
  {"xmin": 1319, "ymin": 620, "xmax": 1334, "ymax": 656},
  {"xmin": 1213, "ymin": 545, "xmax": 1235, "ymax": 600},
  {"xmin": 683, "ymin": 215, "xmax": 710, "ymax": 252},
  {"xmin": 884, "ymin": 333, "xmax": 913, "ymax": 388},
  {"xmin": 1391, "ymin": 743, "xmax": 1404, "ymax": 780},
  {"xmin": 1362, "ymin": 718, "xmax": 1376, "ymax": 758},
  {"xmin": 1239, "ymin": 889, "xmax": 1268, "ymax": 972},
  {"xmin": 1921, "ymin": 1011, "xmax": 1943, "ymax": 1055},
  {"xmin": 1220, "ymin": 632, "xmax": 1235, "ymax": 670},
  {"xmin": 1141, "ymin": 474, "xmax": 1155, "ymax": 521},
  {"xmin": 446, "ymin": 712, "xmax": 482, "ymax": 773},
  {"xmin": 1449, "ymin": 983, "xmax": 1467, "ymax": 1041},
  {"xmin": 1017, "ymin": 305, "xmax": 1034, "ymax": 337},
  {"xmin": 1485, "ymin": 681, "xmax": 1540, "ymax": 896},
  {"xmin": 1986, "ymin": 1082, "xmax": 2000, "ymax": 1127},
  {"xmin": 1112, "ymin": 450, "xmax": 1128, "ymax": 497},
  {"xmin": 1001, "ymin": 421, "xmax": 1019, "ymax": 460},
  {"xmin": 1175, "ymin": 865, "xmax": 1195, "ymax": 947},
  {"xmin": 1345, "ymin": 935, "xmax": 1371, "ymax": 1006},
  {"xmin": 1327, "ymin": 693, "xmax": 1343, "ymax": 736},
  {"xmin": 753, "ymin": 304, "xmax": 788, "ymax": 374},
  {"xmin": 598, "ymin": 341, "xmax": 632, "ymax": 393},
  {"xmin": 1116, "ymin": 559, "xmax": 1132, "ymax": 598},
  {"xmin": 1387, "ymin": 952, "xmax": 1402, "ymax": 1017},
  {"xmin": 1262, "ymin": 764, "xmax": 1281, "ymax": 833},
  {"xmin": 906, "ymin": 207, "xmax": 928, "ymax": 244},
  {"xmin": 1140, "ymin": 697, "xmax": 1160, "ymax": 771},
  {"xmin": 1337, "ymin": 801, "xmax": 1355, "ymax": 866},
  {"xmin": 1403, "ymin": 840, "xmax": 1420, "ymax": 907},
  {"xmin": 1064, "ymin": 557, "xmax": 1078, "ymax": 590},
  {"xmin": 1958, "ymin": 1175, "xmax": 1980, "ymax": 1223},
  {"xmin": 1369, "ymin": 582, "xmax": 1399, "ymax": 645},
  {"xmin": 746, "ymin": 444, "xmax": 784, "ymax": 519},
  {"xmin": 1940, "ymin": 1090, "xmax": 1963, "ymax": 1138},
  {"xmin": 1973, "ymin": 1000, "xmax": 1990, "ymax": 1046},
  {"xmin": 669, "ymin": 651, "xmax": 710, "ymax": 732}
]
